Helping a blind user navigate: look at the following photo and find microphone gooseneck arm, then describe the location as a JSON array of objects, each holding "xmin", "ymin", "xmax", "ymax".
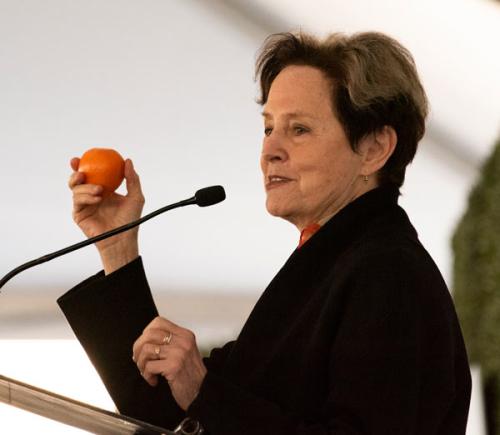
[{"xmin": 0, "ymin": 185, "xmax": 226, "ymax": 292}]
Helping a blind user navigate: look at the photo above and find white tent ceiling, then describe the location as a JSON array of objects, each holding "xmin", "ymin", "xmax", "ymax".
[
  {"xmin": 0, "ymin": 0, "xmax": 498, "ymax": 296},
  {"xmin": 224, "ymin": 0, "xmax": 500, "ymax": 166}
]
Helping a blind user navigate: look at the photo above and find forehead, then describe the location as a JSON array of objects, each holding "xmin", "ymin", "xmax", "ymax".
[{"xmin": 264, "ymin": 65, "xmax": 334, "ymax": 117}]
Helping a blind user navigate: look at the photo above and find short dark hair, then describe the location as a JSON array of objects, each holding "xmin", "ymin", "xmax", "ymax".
[{"xmin": 255, "ymin": 31, "xmax": 429, "ymax": 187}]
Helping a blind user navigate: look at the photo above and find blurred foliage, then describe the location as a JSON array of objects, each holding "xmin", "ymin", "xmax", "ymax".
[{"xmin": 453, "ymin": 138, "xmax": 500, "ymax": 435}]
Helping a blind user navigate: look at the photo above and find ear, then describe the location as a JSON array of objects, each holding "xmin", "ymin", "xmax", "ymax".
[{"xmin": 358, "ymin": 126, "xmax": 397, "ymax": 177}]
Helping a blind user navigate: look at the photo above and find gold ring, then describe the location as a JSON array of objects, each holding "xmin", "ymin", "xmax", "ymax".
[
  {"xmin": 162, "ymin": 331, "xmax": 173, "ymax": 345},
  {"xmin": 154, "ymin": 345, "xmax": 161, "ymax": 358}
]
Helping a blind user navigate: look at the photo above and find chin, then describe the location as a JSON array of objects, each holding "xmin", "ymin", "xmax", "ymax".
[
  {"xmin": 265, "ymin": 199, "xmax": 294, "ymax": 221},
  {"xmin": 265, "ymin": 202, "xmax": 281, "ymax": 218}
]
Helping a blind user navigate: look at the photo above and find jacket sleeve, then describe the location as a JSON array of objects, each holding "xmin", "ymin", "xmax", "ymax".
[
  {"xmin": 57, "ymin": 257, "xmax": 185, "ymax": 430},
  {"xmin": 187, "ymin": 249, "xmax": 460, "ymax": 435}
]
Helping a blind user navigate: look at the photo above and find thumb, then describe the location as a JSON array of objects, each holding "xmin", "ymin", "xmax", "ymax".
[{"xmin": 124, "ymin": 159, "xmax": 144, "ymax": 200}]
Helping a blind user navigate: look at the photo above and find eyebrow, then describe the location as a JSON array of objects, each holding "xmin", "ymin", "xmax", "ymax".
[{"xmin": 261, "ymin": 111, "xmax": 317, "ymax": 120}]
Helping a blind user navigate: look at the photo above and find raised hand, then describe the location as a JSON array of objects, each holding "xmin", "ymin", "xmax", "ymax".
[{"xmin": 68, "ymin": 157, "xmax": 145, "ymax": 274}]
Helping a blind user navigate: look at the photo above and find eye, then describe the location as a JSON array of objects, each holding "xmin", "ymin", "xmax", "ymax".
[
  {"xmin": 264, "ymin": 127, "xmax": 273, "ymax": 136},
  {"xmin": 293, "ymin": 125, "xmax": 309, "ymax": 135}
]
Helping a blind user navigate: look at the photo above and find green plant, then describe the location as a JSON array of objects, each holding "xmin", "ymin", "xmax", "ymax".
[{"xmin": 453, "ymin": 138, "xmax": 500, "ymax": 435}]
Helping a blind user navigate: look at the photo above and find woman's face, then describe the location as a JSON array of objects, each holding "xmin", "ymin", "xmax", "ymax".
[{"xmin": 260, "ymin": 65, "xmax": 368, "ymax": 230}]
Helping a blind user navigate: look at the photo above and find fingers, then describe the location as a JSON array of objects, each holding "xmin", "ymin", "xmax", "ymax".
[
  {"xmin": 146, "ymin": 316, "xmax": 185, "ymax": 337},
  {"xmin": 132, "ymin": 316, "xmax": 199, "ymax": 382},
  {"xmin": 68, "ymin": 159, "xmax": 97, "ymax": 193},
  {"xmin": 144, "ymin": 349, "xmax": 183, "ymax": 382},
  {"xmin": 132, "ymin": 327, "xmax": 173, "ymax": 363},
  {"xmin": 72, "ymin": 183, "xmax": 103, "ymax": 196},
  {"xmin": 139, "ymin": 348, "xmax": 183, "ymax": 387},
  {"xmin": 134, "ymin": 332, "xmax": 182, "ymax": 387},
  {"xmin": 135, "ymin": 342, "xmax": 163, "ymax": 376},
  {"xmin": 68, "ymin": 158, "xmax": 85, "ymax": 190},
  {"xmin": 132, "ymin": 317, "xmax": 182, "ymax": 355},
  {"xmin": 72, "ymin": 184, "xmax": 103, "ymax": 213},
  {"xmin": 70, "ymin": 157, "xmax": 80, "ymax": 172},
  {"xmin": 124, "ymin": 159, "xmax": 145, "ymax": 202},
  {"xmin": 136, "ymin": 343, "xmax": 182, "ymax": 377},
  {"xmin": 69, "ymin": 157, "xmax": 142, "ymax": 204},
  {"xmin": 134, "ymin": 316, "xmax": 194, "ymax": 353},
  {"xmin": 69, "ymin": 157, "xmax": 104, "ymax": 212},
  {"xmin": 68, "ymin": 170, "xmax": 85, "ymax": 190},
  {"xmin": 131, "ymin": 316, "xmax": 206, "ymax": 409}
]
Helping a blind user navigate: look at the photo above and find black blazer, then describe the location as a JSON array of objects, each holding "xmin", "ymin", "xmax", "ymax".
[{"xmin": 58, "ymin": 186, "xmax": 471, "ymax": 434}]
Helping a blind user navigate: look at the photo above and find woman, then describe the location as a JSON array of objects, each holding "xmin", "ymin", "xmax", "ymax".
[{"xmin": 60, "ymin": 31, "xmax": 471, "ymax": 434}]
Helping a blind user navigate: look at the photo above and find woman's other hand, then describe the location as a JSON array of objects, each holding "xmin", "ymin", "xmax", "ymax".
[
  {"xmin": 132, "ymin": 316, "xmax": 207, "ymax": 411},
  {"xmin": 68, "ymin": 157, "xmax": 145, "ymax": 274}
]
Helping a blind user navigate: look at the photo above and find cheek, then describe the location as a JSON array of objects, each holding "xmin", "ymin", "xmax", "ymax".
[
  {"xmin": 299, "ymin": 153, "xmax": 337, "ymax": 186},
  {"xmin": 302, "ymin": 153, "xmax": 355, "ymax": 192},
  {"xmin": 260, "ymin": 155, "xmax": 266, "ymax": 176}
]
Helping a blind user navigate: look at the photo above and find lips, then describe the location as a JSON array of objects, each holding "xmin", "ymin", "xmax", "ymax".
[{"xmin": 266, "ymin": 175, "xmax": 293, "ymax": 190}]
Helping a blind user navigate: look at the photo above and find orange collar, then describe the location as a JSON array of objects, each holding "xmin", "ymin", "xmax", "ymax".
[{"xmin": 298, "ymin": 223, "xmax": 321, "ymax": 248}]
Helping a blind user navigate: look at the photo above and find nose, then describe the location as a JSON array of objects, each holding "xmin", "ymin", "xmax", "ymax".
[{"xmin": 261, "ymin": 131, "xmax": 288, "ymax": 164}]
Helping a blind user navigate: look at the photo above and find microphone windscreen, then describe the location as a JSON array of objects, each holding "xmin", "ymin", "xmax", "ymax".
[{"xmin": 195, "ymin": 185, "xmax": 226, "ymax": 207}]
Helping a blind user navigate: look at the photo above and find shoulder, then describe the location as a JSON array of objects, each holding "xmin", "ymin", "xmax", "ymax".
[
  {"xmin": 342, "ymin": 205, "xmax": 438, "ymax": 275},
  {"xmin": 334, "ymin": 205, "xmax": 451, "ymax": 314}
]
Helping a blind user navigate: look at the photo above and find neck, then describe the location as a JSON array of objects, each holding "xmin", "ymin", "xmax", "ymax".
[{"xmin": 292, "ymin": 180, "xmax": 380, "ymax": 232}]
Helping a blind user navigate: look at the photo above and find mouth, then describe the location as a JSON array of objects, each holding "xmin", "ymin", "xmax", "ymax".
[{"xmin": 265, "ymin": 175, "xmax": 293, "ymax": 190}]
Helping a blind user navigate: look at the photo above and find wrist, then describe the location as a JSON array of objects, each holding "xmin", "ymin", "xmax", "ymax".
[{"xmin": 99, "ymin": 240, "xmax": 139, "ymax": 275}]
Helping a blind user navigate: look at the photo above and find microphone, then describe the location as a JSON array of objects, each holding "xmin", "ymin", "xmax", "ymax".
[
  {"xmin": 0, "ymin": 185, "xmax": 226, "ymax": 292},
  {"xmin": 195, "ymin": 185, "xmax": 226, "ymax": 207}
]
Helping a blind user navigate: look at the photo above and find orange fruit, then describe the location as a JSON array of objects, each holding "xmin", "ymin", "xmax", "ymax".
[{"xmin": 78, "ymin": 148, "xmax": 125, "ymax": 195}]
